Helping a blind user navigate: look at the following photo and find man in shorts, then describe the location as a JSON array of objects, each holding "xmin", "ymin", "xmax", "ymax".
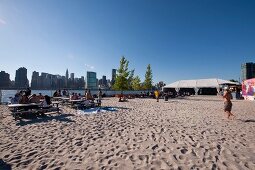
[
  {"xmin": 223, "ymin": 87, "xmax": 235, "ymax": 119},
  {"xmin": 154, "ymin": 90, "xmax": 159, "ymax": 102}
]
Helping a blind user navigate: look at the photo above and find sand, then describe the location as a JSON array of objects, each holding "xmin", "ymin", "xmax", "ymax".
[{"xmin": 0, "ymin": 96, "xmax": 255, "ymax": 170}]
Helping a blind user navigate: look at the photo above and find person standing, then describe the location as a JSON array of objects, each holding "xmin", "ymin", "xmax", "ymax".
[
  {"xmin": 97, "ymin": 89, "xmax": 102, "ymax": 106},
  {"xmin": 223, "ymin": 87, "xmax": 235, "ymax": 119},
  {"xmin": 154, "ymin": 90, "xmax": 159, "ymax": 102}
]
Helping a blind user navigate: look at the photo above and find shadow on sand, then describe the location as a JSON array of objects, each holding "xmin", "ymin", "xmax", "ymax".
[
  {"xmin": 0, "ymin": 159, "xmax": 12, "ymax": 170},
  {"xmin": 111, "ymin": 106, "xmax": 130, "ymax": 110},
  {"xmin": 16, "ymin": 113, "xmax": 75, "ymax": 126},
  {"xmin": 236, "ymin": 119, "xmax": 255, "ymax": 123},
  {"xmin": 175, "ymin": 97, "xmax": 222, "ymax": 102}
]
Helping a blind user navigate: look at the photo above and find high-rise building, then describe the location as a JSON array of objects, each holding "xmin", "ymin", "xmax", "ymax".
[
  {"xmin": 0, "ymin": 71, "xmax": 10, "ymax": 88},
  {"xmin": 68, "ymin": 73, "xmax": 74, "ymax": 88},
  {"xmin": 98, "ymin": 79, "xmax": 103, "ymax": 86},
  {"xmin": 65, "ymin": 69, "xmax": 69, "ymax": 88},
  {"xmin": 111, "ymin": 69, "xmax": 117, "ymax": 85},
  {"xmin": 241, "ymin": 62, "xmax": 255, "ymax": 81},
  {"xmin": 86, "ymin": 71, "xmax": 97, "ymax": 89},
  {"xmin": 40, "ymin": 72, "xmax": 48, "ymax": 89},
  {"xmin": 31, "ymin": 71, "xmax": 39, "ymax": 89},
  {"xmin": 102, "ymin": 75, "xmax": 107, "ymax": 86},
  {"xmin": 70, "ymin": 73, "xmax": 74, "ymax": 80},
  {"xmin": 15, "ymin": 67, "xmax": 28, "ymax": 88},
  {"xmin": 80, "ymin": 76, "xmax": 85, "ymax": 89}
]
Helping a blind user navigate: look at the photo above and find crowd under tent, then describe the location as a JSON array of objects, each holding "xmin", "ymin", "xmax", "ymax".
[{"xmin": 163, "ymin": 78, "xmax": 240, "ymax": 95}]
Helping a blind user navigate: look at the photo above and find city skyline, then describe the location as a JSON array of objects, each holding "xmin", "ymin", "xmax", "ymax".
[
  {"xmin": 0, "ymin": 67, "xmax": 112, "ymax": 82},
  {"xmin": 1, "ymin": 0, "xmax": 255, "ymax": 84},
  {"xmin": 0, "ymin": 66, "xmax": 115, "ymax": 89}
]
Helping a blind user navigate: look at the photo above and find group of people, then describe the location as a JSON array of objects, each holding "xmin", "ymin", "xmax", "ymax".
[
  {"xmin": 156, "ymin": 87, "xmax": 235, "ymax": 120},
  {"xmin": 9, "ymin": 87, "xmax": 235, "ymax": 119},
  {"xmin": 52, "ymin": 89, "xmax": 102, "ymax": 101},
  {"xmin": 10, "ymin": 88, "xmax": 51, "ymax": 107},
  {"xmin": 52, "ymin": 89, "xmax": 103, "ymax": 105},
  {"xmin": 53, "ymin": 89, "xmax": 72, "ymax": 97}
]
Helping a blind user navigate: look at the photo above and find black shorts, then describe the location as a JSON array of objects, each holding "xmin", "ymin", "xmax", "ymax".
[{"xmin": 224, "ymin": 101, "xmax": 232, "ymax": 112}]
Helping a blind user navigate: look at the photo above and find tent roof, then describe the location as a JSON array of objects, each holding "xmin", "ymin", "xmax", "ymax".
[{"xmin": 164, "ymin": 78, "xmax": 239, "ymax": 89}]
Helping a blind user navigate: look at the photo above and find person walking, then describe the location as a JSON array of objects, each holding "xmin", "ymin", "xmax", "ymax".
[
  {"xmin": 223, "ymin": 87, "xmax": 235, "ymax": 119},
  {"xmin": 97, "ymin": 89, "xmax": 102, "ymax": 106},
  {"xmin": 154, "ymin": 90, "xmax": 159, "ymax": 102}
]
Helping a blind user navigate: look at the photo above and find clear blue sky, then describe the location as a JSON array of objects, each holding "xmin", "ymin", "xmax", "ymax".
[{"xmin": 0, "ymin": 0, "xmax": 255, "ymax": 84}]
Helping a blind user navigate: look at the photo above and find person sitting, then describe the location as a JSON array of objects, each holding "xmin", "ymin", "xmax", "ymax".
[
  {"xmin": 85, "ymin": 90, "xmax": 94, "ymax": 101},
  {"xmin": 19, "ymin": 94, "xmax": 29, "ymax": 104},
  {"xmin": 118, "ymin": 93, "xmax": 128, "ymax": 102},
  {"xmin": 62, "ymin": 89, "xmax": 67, "ymax": 96},
  {"xmin": 41, "ymin": 95, "xmax": 52, "ymax": 107},
  {"xmin": 70, "ymin": 92, "xmax": 74, "ymax": 100},
  {"xmin": 38, "ymin": 93, "xmax": 44, "ymax": 100},
  {"xmin": 53, "ymin": 90, "xmax": 59, "ymax": 97},
  {"xmin": 74, "ymin": 93, "xmax": 79, "ymax": 100},
  {"xmin": 25, "ymin": 87, "xmax": 31, "ymax": 96},
  {"xmin": 29, "ymin": 94, "xmax": 41, "ymax": 103},
  {"xmin": 78, "ymin": 93, "xmax": 82, "ymax": 99},
  {"xmin": 11, "ymin": 93, "xmax": 20, "ymax": 104},
  {"xmin": 71, "ymin": 93, "xmax": 78, "ymax": 100},
  {"xmin": 58, "ymin": 90, "xmax": 62, "ymax": 97}
]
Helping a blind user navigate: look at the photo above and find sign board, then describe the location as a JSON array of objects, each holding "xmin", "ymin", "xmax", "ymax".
[{"xmin": 242, "ymin": 78, "xmax": 255, "ymax": 100}]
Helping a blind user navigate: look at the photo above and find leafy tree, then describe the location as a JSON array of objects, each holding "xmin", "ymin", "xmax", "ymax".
[
  {"xmin": 156, "ymin": 81, "xmax": 166, "ymax": 90},
  {"xmin": 113, "ymin": 56, "xmax": 130, "ymax": 91},
  {"xmin": 131, "ymin": 75, "xmax": 141, "ymax": 90},
  {"xmin": 128, "ymin": 69, "xmax": 135, "ymax": 90},
  {"xmin": 144, "ymin": 64, "xmax": 153, "ymax": 90}
]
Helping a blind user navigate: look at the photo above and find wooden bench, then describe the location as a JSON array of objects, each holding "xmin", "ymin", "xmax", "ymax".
[
  {"xmin": 8, "ymin": 103, "xmax": 60, "ymax": 120},
  {"xmin": 11, "ymin": 107, "xmax": 60, "ymax": 120}
]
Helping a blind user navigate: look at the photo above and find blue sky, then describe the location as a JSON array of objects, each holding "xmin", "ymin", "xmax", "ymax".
[{"xmin": 0, "ymin": 0, "xmax": 255, "ymax": 84}]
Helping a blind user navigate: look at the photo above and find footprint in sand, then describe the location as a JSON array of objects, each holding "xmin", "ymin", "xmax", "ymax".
[{"xmin": 180, "ymin": 148, "xmax": 188, "ymax": 154}]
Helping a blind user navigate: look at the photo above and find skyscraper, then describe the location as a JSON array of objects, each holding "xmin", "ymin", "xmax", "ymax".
[
  {"xmin": 0, "ymin": 71, "xmax": 10, "ymax": 88},
  {"xmin": 241, "ymin": 62, "xmax": 255, "ymax": 81},
  {"xmin": 15, "ymin": 67, "xmax": 28, "ymax": 88},
  {"xmin": 86, "ymin": 71, "xmax": 97, "ymax": 89},
  {"xmin": 70, "ymin": 73, "xmax": 74, "ymax": 80},
  {"xmin": 65, "ymin": 69, "xmax": 69, "ymax": 88},
  {"xmin": 31, "ymin": 71, "xmax": 39, "ymax": 89},
  {"xmin": 102, "ymin": 75, "xmax": 107, "ymax": 86},
  {"xmin": 111, "ymin": 69, "xmax": 117, "ymax": 86}
]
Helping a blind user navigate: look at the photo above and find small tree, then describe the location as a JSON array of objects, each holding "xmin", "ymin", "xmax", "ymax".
[
  {"xmin": 128, "ymin": 69, "xmax": 135, "ymax": 90},
  {"xmin": 113, "ymin": 56, "xmax": 130, "ymax": 91},
  {"xmin": 131, "ymin": 75, "xmax": 141, "ymax": 90},
  {"xmin": 156, "ymin": 81, "xmax": 166, "ymax": 90},
  {"xmin": 144, "ymin": 64, "xmax": 153, "ymax": 90}
]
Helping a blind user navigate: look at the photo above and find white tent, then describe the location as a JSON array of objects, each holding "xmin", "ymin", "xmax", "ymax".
[{"xmin": 163, "ymin": 78, "xmax": 239, "ymax": 91}]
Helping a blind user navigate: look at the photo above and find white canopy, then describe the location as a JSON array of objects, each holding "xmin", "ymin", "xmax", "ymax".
[{"xmin": 163, "ymin": 78, "xmax": 239, "ymax": 89}]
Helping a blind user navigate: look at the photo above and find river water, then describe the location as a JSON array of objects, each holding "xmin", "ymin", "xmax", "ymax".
[{"xmin": 0, "ymin": 89, "xmax": 146, "ymax": 103}]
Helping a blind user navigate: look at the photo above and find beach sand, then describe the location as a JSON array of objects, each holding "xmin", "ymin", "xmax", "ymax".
[{"xmin": 0, "ymin": 96, "xmax": 255, "ymax": 170}]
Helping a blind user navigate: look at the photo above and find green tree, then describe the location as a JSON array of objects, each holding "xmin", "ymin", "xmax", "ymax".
[
  {"xmin": 128, "ymin": 69, "xmax": 135, "ymax": 90},
  {"xmin": 131, "ymin": 75, "xmax": 141, "ymax": 90},
  {"xmin": 156, "ymin": 81, "xmax": 166, "ymax": 90},
  {"xmin": 113, "ymin": 56, "xmax": 130, "ymax": 91},
  {"xmin": 144, "ymin": 64, "xmax": 153, "ymax": 90}
]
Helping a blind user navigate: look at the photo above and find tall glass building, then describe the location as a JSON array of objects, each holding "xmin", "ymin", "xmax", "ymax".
[
  {"xmin": 111, "ymin": 69, "xmax": 117, "ymax": 86},
  {"xmin": 241, "ymin": 62, "xmax": 255, "ymax": 81},
  {"xmin": 86, "ymin": 71, "xmax": 97, "ymax": 89},
  {"xmin": 15, "ymin": 67, "xmax": 28, "ymax": 88}
]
